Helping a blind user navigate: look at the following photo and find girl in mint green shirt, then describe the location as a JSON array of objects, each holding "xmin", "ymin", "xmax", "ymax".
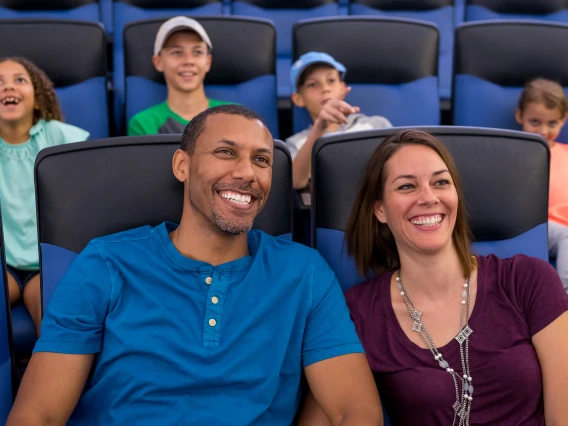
[{"xmin": 0, "ymin": 57, "xmax": 89, "ymax": 335}]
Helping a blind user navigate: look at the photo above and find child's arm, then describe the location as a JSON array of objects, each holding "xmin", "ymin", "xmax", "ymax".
[{"xmin": 292, "ymin": 99, "xmax": 359, "ymax": 189}]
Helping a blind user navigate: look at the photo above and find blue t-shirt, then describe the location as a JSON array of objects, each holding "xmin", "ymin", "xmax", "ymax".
[{"xmin": 35, "ymin": 222, "xmax": 363, "ymax": 425}]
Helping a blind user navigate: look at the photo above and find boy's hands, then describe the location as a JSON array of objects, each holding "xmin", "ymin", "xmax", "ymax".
[{"xmin": 314, "ymin": 86, "xmax": 360, "ymax": 130}]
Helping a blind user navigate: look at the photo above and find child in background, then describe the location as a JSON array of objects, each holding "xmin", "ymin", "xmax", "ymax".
[
  {"xmin": 128, "ymin": 16, "xmax": 231, "ymax": 135},
  {"xmin": 287, "ymin": 52, "xmax": 392, "ymax": 190},
  {"xmin": 516, "ymin": 78, "xmax": 568, "ymax": 292},
  {"xmin": 0, "ymin": 57, "xmax": 89, "ymax": 334}
]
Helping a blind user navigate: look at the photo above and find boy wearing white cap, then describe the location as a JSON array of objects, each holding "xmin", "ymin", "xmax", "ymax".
[
  {"xmin": 287, "ymin": 52, "xmax": 392, "ymax": 189},
  {"xmin": 128, "ymin": 16, "xmax": 231, "ymax": 135}
]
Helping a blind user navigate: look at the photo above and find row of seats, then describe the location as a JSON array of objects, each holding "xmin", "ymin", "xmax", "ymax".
[
  {"xmin": 0, "ymin": 125, "xmax": 549, "ymax": 424},
  {"xmin": 1, "ymin": 0, "xmax": 568, "ymax": 100},
  {"xmin": 3, "ymin": 17, "xmax": 568, "ymax": 141}
]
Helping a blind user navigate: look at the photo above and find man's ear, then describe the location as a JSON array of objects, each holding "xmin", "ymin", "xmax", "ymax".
[
  {"xmin": 291, "ymin": 92, "xmax": 305, "ymax": 108},
  {"xmin": 374, "ymin": 200, "xmax": 387, "ymax": 224},
  {"xmin": 152, "ymin": 54, "xmax": 164, "ymax": 73},
  {"xmin": 172, "ymin": 149, "xmax": 190, "ymax": 183}
]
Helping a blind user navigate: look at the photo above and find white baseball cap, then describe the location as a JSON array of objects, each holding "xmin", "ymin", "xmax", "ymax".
[{"xmin": 154, "ymin": 16, "xmax": 213, "ymax": 56}]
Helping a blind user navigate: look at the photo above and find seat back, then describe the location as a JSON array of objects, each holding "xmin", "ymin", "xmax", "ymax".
[
  {"xmin": 466, "ymin": 0, "xmax": 568, "ymax": 22},
  {"xmin": 312, "ymin": 126, "xmax": 549, "ymax": 291},
  {"xmin": 112, "ymin": 0, "xmax": 225, "ymax": 132},
  {"xmin": 124, "ymin": 16, "xmax": 279, "ymax": 137},
  {"xmin": 0, "ymin": 19, "xmax": 109, "ymax": 139},
  {"xmin": 453, "ymin": 20, "xmax": 568, "ymax": 142},
  {"xmin": 0, "ymin": 0, "xmax": 101, "ymax": 23},
  {"xmin": 0, "ymin": 206, "xmax": 13, "ymax": 424},
  {"xmin": 36, "ymin": 136, "xmax": 292, "ymax": 310},
  {"xmin": 292, "ymin": 16, "xmax": 440, "ymax": 134},
  {"xmin": 231, "ymin": 0, "xmax": 341, "ymax": 98},
  {"xmin": 348, "ymin": 0, "xmax": 454, "ymax": 100}
]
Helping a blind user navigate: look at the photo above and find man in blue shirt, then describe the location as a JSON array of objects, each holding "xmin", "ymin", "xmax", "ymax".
[{"xmin": 7, "ymin": 105, "xmax": 382, "ymax": 425}]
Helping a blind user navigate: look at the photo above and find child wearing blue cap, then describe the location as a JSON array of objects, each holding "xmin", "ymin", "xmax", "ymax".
[{"xmin": 287, "ymin": 52, "xmax": 392, "ymax": 189}]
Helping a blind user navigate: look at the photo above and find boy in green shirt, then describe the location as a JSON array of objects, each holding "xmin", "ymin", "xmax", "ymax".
[{"xmin": 128, "ymin": 16, "xmax": 231, "ymax": 135}]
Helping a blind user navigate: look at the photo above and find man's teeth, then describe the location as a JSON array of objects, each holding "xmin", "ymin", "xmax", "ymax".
[
  {"xmin": 410, "ymin": 215, "xmax": 443, "ymax": 227},
  {"xmin": 220, "ymin": 191, "xmax": 252, "ymax": 205}
]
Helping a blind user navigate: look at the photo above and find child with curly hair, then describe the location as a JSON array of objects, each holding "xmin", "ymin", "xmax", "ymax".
[{"xmin": 0, "ymin": 57, "xmax": 89, "ymax": 334}]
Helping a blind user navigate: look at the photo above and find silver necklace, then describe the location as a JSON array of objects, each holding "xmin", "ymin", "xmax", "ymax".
[{"xmin": 396, "ymin": 271, "xmax": 474, "ymax": 425}]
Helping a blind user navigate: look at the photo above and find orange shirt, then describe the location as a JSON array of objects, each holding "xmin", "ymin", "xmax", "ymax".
[{"xmin": 548, "ymin": 143, "xmax": 568, "ymax": 227}]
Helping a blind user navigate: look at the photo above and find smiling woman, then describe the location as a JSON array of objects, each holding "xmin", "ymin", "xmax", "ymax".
[{"xmin": 300, "ymin": 129, "xmax": 568, "ymax": 426}]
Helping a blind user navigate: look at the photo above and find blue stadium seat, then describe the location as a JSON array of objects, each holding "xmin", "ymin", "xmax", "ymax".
[
  {"xmin": 311, "ymin": 126, "xmax": 549, "ymax": 292},
  {"xmin": 231, "ymin": 0, "xmax": 342, "ymax": 99},
  {"xmin": 0, "ymin": 0, "xmax": 102, "ymax": 26},
  {"xmin": 35, "ymin": 136, "xmax": 292, "ymax": 310},
  {"xmin": 292, "ymin": 16, "xmax": 440, "ymax": 134},
  {"xmin": 123, "ymin": 16, "xmax": 279, "ymax": 137},
  {"xmin": 453, "ymin": 20, "xmax": 568, "ymax": 142},
  {"xmin": 0, "ymin": 206, "xmax": 13, "ymax": 424},
  {"xmin": 465, "ymin": 0, "xmax": 568, "ymax": 22},
  {"xmin": 112, "ymin": 1, "xmax": 225, "ymax": 133},
  {"xmin": 348, "ymin": 0, "xmax": 454, "ymax": 100},
  {"xmin": 0, "ymin": 20, "xmax": 109, "ymax": 139}
]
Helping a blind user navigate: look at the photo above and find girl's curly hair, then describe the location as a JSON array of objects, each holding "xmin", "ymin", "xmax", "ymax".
[{"xmin": 0, "ymin": 56, "xmax": 63, "ymax": 124}]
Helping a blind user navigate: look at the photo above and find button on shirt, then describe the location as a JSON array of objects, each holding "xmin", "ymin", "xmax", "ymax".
[{"xmin": 35, "ymin": 222, "xmax": 363, "ymax": 426}]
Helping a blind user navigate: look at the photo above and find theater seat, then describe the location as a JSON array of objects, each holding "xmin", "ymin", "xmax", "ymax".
[
  {"xmin": 231, "ymin": 0, "xmax": 342, "ymax": 99},
  {"xmin": 124, "ymin": 16, "xmax": 279, "ymax": 137},
  {"xmin": 0, "ymin": 206, "xmax": 13, "ymax": 423},
  {"xmin": 348, "ymin": 0, "xmax": 454, "ymax": 100},
  {"xmin": 112, "ymin": 1, "xmax": 225, "ymax": 132},
  {"xmin": 0, "ymin": 0, "xmax": 102, "ymax": 25},
  {"xmin": 35, "ymin": 136, "xmax": 292, "ymax": 309},
  {"xmin": 465, "ymin": 0, "xmax": 568, "ymax": 22},
  {"xmin": 453, "ymin": 20, "xmax": 568, "ymax": 142},
  {"xmin": 0, "ymin": 19, "xmax": 109, "ymax": 139},
  {"xmin": 292, "ymin": 16, "xmax": 440, "ymax": 134},
  {"xmin": 311, "ymin": 126, "xmax": 549, "ymax": 291}
]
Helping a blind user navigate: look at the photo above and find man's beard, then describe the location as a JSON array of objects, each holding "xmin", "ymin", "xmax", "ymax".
[{"xmin": 189, "ymin": 182, "xmax": 263, "ymax": 236}]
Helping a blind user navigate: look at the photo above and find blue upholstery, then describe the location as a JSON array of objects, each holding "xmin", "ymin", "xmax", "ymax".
[
  {"xmin": 35, "ymin": 136, "xmax": 293, "ymax": 312},
  {"xmin": 0, "ymin": 20, "xmax": 109, "ymax": 139},
  {"xmin": 124, "ymin": 17, "xmax": 279, "ymax": 137},
  {"xmin": 349, "ymin": 4, "xmax": 453, "ymax": 100},
  {"xmin": 56, "ymin": 77, "xmax": 109, "ymax": 140},
  {"xmin": 311, "ymin": 126, "xmax": 549, "ymax": 291},
  {"xmin": 292, "ymin": 17, "xmax": 440, "ymax": 134},
  {"xmin": 0, "ymin": 206, "xmax": 13, "ymax": 423},
  {"xmin": 454, "ymin": 75, "xmax": 568, "ymax": 142},
  {"xmin": 455, "ymin": 0, "xmax": 466, "ymax": 25},
  {"xmin": 293, "ymin": 77, "xmax": 440, "ymax": 133},
  {"xmin": 453, "ymin": 21, "xmax": 568, "ymax": 143},
  {"xmin": 113, "ymin": 1, "xmax": 224, "ymax": 133},
  {"xmin": 99, "ymin": 0, "xmax": 112, "ymax": 32},
  {"xmin": 231, "ymin": 2, "xmax": 341, "ymax": 99}
]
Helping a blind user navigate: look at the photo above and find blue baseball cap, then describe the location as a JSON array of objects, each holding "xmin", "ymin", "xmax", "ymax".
[{"xmin": 290, "ymin": 52, "xmax": 346, "ymax": 94}]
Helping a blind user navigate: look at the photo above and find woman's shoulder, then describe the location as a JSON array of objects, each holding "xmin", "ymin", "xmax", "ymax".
[
  {"xmin": 345, "ymin": 271, "xmax": 392, "ymax": 312},
  {"xmin": 477, "ymin": 253, "xmax": 555, "ymax": 280},
  {"xmin": 39, "ymin": 120, "xmax": 90, "ymax": 145}
]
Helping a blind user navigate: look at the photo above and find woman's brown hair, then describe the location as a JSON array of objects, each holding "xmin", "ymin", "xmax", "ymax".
[
  {"xmin": 0, "ymin": 56, "xmax": 63, "ymax": 124},
  {"xmin": 345, "ymin": 129, "xmax": 476, "ymax": 278},
  {"xmin": 518, "ymin": 78, "xmax": 568, "ymax": 117}
]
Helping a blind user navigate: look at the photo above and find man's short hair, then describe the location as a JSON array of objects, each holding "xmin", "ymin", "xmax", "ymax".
[{"xmin": 180, "ymin": 104, "xmax": 270, "ymax": 155}]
